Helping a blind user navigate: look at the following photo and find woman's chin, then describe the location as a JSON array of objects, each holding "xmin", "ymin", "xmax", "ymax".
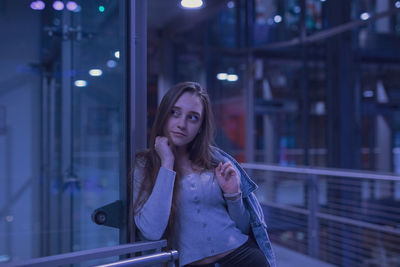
[
  {"xmin": 172, "ymin": 142, "xmax": 186, "ymax": 147},
  {"xmin": 171, "ymin": 139, "xmax": 189, "ymax": 148}
]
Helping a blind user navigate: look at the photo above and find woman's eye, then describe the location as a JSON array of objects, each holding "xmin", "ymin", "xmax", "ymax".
[
  {"xmin": 189, "ymin": 115, "xmax": 199, "ymax": 121},
  {"xmin": 171, "ymin": 110, "xmax": 179, "ymax": 117}
]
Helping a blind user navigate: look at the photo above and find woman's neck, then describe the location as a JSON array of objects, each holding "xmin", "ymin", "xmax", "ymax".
[
  {"xmin": 174, "ymin": 148, "xmax": 197, "ymax": 175},
  {"xmin": 175, "ymin": 150, "xmax": 190, "ymax": 165},
  {"xmin": 175, "ymin": 145, "xmax": 187, "ymax": 158}
]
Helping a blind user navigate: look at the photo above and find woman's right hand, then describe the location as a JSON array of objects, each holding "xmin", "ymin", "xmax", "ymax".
[{"xmin": 154, "ymin": 136, "xmax": 175, "ymax": 169}]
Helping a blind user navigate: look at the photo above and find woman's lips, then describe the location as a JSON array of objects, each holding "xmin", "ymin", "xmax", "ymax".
[{"xmin": 171, "ymin": 131, "xmax": 186, "ymax": 137}]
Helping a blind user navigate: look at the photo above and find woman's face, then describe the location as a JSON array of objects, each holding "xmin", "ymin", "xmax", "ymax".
[{"xmin": 164, "ymin": 92, "xmax": 204, "ymax": 148}]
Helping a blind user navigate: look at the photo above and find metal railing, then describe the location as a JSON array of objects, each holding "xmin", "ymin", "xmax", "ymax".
[
  {"xmin": 9, "ymin": 240, "xmax": 178, "ymax": 267},
  {"xmin": 96, "ymin": 251, "xmax": 179, "ymax": 267},
  {"xmin": 242, "ymin": 163, "xmax": 400, "ymax": 267}
]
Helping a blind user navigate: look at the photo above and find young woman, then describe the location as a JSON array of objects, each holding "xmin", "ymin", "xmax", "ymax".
[{"xmin": 132, "ymin": 82, "xmax": 275, "ymax": 267}]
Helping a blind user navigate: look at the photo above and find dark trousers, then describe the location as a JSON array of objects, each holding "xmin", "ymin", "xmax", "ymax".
[{"xmin": 185, "ymin": 238, "xmax": 269, "ymax": 267}]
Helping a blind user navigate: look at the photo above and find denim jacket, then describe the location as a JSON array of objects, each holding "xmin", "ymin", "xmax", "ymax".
[{"xmin": 212, "ymin": 147, "xmax": 276, "ymax": 267}]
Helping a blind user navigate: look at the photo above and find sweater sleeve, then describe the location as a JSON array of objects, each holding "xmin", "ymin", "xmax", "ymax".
[
  {"xmin": 133, "ymin": 164, "xmax": 176, "ymax": 240},
  {"xmin": 226, "ymin": 195, "xmax": 250, "ymax": 234},
  {"xmin": 223, "ymin": 158, "xmax": 250, "ymax": 234}
]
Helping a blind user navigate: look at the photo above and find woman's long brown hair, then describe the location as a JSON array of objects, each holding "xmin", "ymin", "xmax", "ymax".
[{"xmin": 132, "ymin": 81, "xmax": 218, "ymax": 249}]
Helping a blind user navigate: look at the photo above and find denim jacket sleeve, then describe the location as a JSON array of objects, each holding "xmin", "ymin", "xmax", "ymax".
[{"xmin": 212, "ymin": 146, "xmax": 277, "ymax": 267}]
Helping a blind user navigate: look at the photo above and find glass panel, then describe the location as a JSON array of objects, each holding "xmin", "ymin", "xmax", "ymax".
[
  {"xmin": 253, "ymin": 0, "xmax": 302, "ymax": 45},
  {"xmin": 0, "ymin": 0, "xmax": 126, "ymax": 264},
  {"xmin": 353, "ymin": 0, "xmax": 399, "ymax": 34}
]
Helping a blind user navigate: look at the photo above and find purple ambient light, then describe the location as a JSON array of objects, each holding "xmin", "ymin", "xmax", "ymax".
[
  {"xmin": 66, "ymin": 1, "xmax": 78, "ymax": 11},
  {"xmin": 53, "ymin": 1, "xmax": 64, "ymax": 11},
  {"xmin": 30, "ymin": 0, "xmax": 45, "ymax": 10}
]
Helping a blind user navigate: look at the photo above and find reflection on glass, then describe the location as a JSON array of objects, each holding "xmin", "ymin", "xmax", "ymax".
[{"xmin": 0, "ymin": 0, "xmax": 126, "ymax": 264}]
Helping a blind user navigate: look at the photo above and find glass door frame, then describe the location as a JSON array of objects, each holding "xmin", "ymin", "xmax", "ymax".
[
  {"xmin": 125, "ymin": 0, "xmax": 147, "ymax": 244},
  {"xmin": 40, "ymin": 0, "xmax": 148, "ymax": 252}
]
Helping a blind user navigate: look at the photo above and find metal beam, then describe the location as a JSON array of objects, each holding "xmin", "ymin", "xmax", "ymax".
[
  {"xmin": 127, "ymin": 0, "xmax": 147, "ymax": 243},
  {"xmin": 211, "ymin": 7, "xmax": 400, "ymax": 54}
]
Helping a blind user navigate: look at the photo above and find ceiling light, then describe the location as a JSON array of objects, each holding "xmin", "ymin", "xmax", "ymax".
[
  {"xmin": 114, "ymin": 51, "xmax": 120, "ymax": 59},
  {"xmin": 53, "ymin": 1, "xmax": 64, "ymax": 11},
  {"xmin": 180, "ymin": 0, "xmax": 203, "ymax": 9},
  {"xmin": 227, "ymin": 74, "xmax": 238, "ymax": 82},
  {"xmin": 227, "ymin": 1, "xmax": 235, "ymax": 8},
  {"xmin": 274, "ymin": 15, "xmax": 282, "ymax": 23},
  {"xmin": 74, "ymin": 80, "xmax": 88, "ymax": 87},
  {"xmin": 395, "ymin": 1, "xmax": 400, "ymax": 8},
  {"xmin": 89, "ymin": 69, "xmax": 103, "ymax": 76},
  {"xmin": 30, "ymin": 1, "xmax": 45, "ymax": 10},
  {"xmin": 360, "ymin": 12, "xmax": 370, "ymax": 20},
  {"xmin": 66, "ymin": 1, "xmax": 78, "ymax": 11},
  {"xmin": 217, "ymin": 73, "xmax": 228, "ymax": 80}
]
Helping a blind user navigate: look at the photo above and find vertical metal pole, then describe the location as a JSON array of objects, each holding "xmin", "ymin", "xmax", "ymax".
[
  {"xmin": 245, "ymin": 0, "xmax": 255, "ymax": 163},
  {"xmin": 127, "ymin": 0, "xmax": 147, "ymax": 243},
  {"xmin": 48, "ymin": 77, "xmax": 59, "ymax": 255},
  {"xmin": 326, "ymin": 1, "xmax": 360, "ymax": 265},
  {"xmin": 236, "ymin": 0, "xmax": 245, "ymax": 48},
  {"xmin": 40, "ymin": 76, "xmax": 48, "ymax": 257},
  {"xmin": 5, "ymin": 123, "xmax": 12, "ymax": 260},
  {"xmin": 307, "ymin": 175, "xmax": 319, "ymax": 258},
  {"xmin": 60, "ymin": 9, "xmax": 73, "ymax": 254},
  {"xmin": 300, "ymin": 0, "xmax": 309, "ymax": 166},
  {"xmin": 133, "ymin": 0, "xmax": 147, "ymax": 165},
  {"xmin": 300, "ymin": 0, "xmax": 313, "ymax": 257},
  {"xmin": 245, "ymin": 53, "xmax": 255, "ymax": 163},
  {"xmin": 120, "ymin": 0, "xmax": 128, "ymax": 246}
]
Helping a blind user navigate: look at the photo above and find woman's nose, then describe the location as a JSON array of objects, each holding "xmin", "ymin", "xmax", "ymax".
[{"xmin": 177, "ymin": 117, "xmax": 186, "ymax": 129}]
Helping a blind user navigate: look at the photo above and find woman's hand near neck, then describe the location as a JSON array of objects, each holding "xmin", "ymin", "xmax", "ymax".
[{"xmin": 155, "ymin": 136, "xmax": 175, "ymax": 170}]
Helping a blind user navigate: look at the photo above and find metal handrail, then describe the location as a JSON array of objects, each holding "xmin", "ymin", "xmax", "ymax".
[
  {"xmin": 242, "ymin": 161, "xmax": 400, "ymax": 263},
  {"xmin": 96, "ymin": 250, "xmax": 179, "ymax": 267},
  {"xmin": 262, "ymin": 199, "xmax": 400, "ymax": 235},
  {"xmin": 10, "ymin": 240, "xmax": 172, "ymax": 267},
  {"xmin": 241, "ymin": 162, "xmax": 400, "ymax": 181}
]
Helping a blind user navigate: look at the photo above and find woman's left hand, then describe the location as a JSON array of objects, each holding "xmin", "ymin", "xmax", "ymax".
[{"xmin": 215, "ymin": 162, "xmax": 240, "ymax": 194}]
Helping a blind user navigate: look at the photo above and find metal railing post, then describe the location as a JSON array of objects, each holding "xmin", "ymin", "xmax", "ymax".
[{"xmin": 307, "ymin": 174, "xmax": 319, "ymax": 258}]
